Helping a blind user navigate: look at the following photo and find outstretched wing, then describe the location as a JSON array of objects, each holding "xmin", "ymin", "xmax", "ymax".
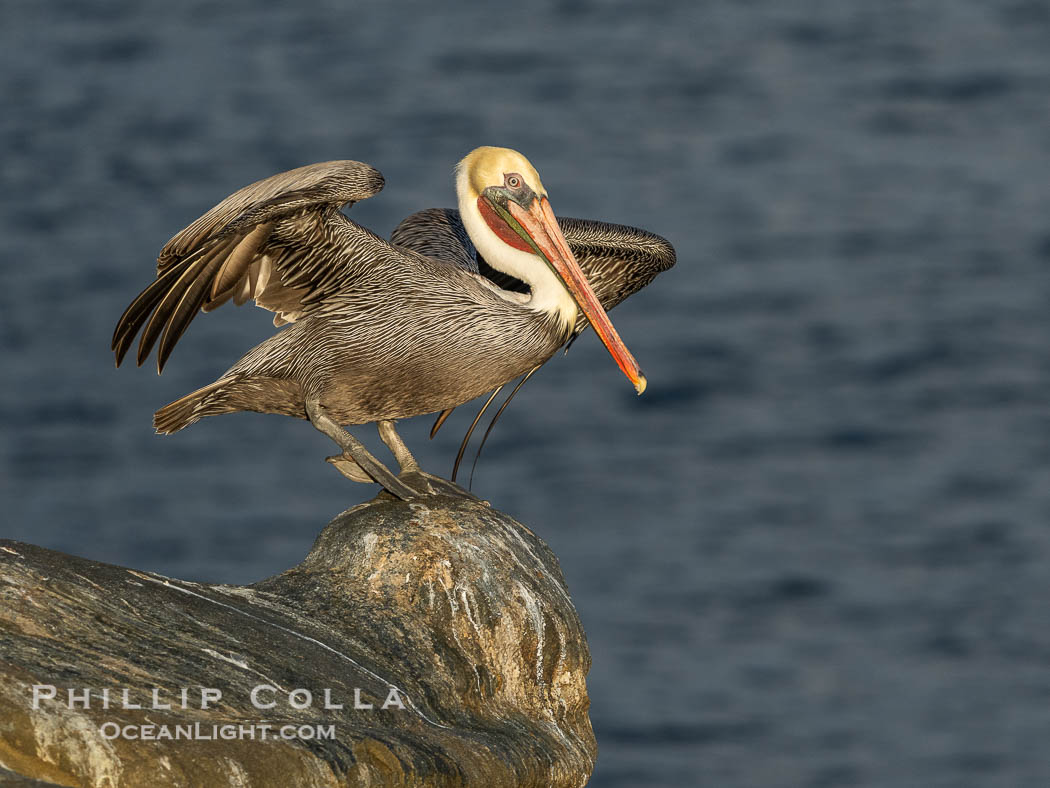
[
  {"xmin": 391, "ymin": 208, "xmax": 676, "ymax": 336},
  {"xmin": 112, "ymin": 160, "xmax": 386, "ymax": 372}
]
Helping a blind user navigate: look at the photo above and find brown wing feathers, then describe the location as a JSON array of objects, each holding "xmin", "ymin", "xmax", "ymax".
[
  {"xmin": 210, "ymin": 223, "xmax": 275, "ymax": 302},
  {"xmin": 112, "ymin": 160, "xmax": 384, "ymax": 372}
]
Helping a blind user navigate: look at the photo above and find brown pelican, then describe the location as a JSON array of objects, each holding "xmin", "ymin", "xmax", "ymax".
[{"xmin": 112, "ymin": 147, "xmax": 675, "ymax": 499}]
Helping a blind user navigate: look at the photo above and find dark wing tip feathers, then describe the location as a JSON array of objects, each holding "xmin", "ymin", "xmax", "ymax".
[{"xmin": 112, "ymin": 258, "xmax": 193, "ymax": 368}]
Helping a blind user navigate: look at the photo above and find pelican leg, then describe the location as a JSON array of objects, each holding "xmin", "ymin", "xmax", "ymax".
[
  {"xmin": 305, "ymin": 400, "xmax": 418, "ymax": 501},
  {"xmin": 377, "ymin": 420, "xmax": 420, "ymax": 473},
  {"xmin": 378, "ymin": 419, "xmax": 442, "ymax": 496},
  {"xmin": 377, "ymin": 419, "xmax": 485, "ymax": 500}
]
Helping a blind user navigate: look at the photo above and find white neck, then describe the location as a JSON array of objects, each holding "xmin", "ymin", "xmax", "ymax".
[{"xmin": 457, "ymin": 180, "xmax": 576, "ymax": 330}]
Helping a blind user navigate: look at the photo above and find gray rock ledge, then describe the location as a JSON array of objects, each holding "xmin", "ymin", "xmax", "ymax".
[{"xmin": 0, "ymin": 484, "xmax": 595, "ymax": 787}]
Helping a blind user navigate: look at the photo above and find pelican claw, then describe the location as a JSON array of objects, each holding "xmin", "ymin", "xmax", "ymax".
[{"xmin": 325, "ymin": 454, "xmax": 375, "ymax": 484}]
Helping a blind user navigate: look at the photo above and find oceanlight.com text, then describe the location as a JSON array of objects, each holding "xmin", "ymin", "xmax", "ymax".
[{"xmin": 98, "ymin": 722, "xmax": 336, "ymax": 741}]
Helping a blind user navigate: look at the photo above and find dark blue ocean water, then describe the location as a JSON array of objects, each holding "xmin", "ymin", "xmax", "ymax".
[{"xmin": 3, "ymin": 2, "xmax": 1049, "ymax": 785}]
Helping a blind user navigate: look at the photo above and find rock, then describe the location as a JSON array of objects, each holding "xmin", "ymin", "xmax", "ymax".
[{"xmin": 0, "ymin": 484, "xmax": 596, "ymax": 787}]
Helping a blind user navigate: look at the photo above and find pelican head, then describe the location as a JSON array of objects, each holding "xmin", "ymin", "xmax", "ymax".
[{"xmin": 456, "ymin": 146, "xmax": 647, "ymax": 394}]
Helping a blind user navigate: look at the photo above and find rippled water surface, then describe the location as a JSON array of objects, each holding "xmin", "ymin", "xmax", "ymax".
[{"xmin": 3, "ymin": 2, "xmax": 1049, "ymax": 785}]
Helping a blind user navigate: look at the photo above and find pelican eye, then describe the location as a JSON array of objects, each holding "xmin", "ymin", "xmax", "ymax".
[{"xmin": 505, "ymin": 173, "xmax": 523, "ymax": 190}]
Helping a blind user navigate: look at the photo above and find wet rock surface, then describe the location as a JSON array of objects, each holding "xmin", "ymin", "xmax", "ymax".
[{"xmin": 0, "ymin": 485, "xmax": 595, "ymax": 787}]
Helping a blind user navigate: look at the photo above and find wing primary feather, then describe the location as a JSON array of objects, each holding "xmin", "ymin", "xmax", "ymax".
[
  {"xmin": 430, "ymin": 408, "xmax": 455, "ymax": 440},
  {"xmin": 232, "ymin": 273, "xmax": 254, "ymax": 306},
  {"xmin": 451, "ymin": 387, "xmax": 503, "ymax": 482},
  {"xmin": 135, "ymin": 250, "xmax": 218, "ymax": 368},
  {"xmin": 467, "ymin": 366, "xmax": 540, "ymax": 490},
  {"xmin": 210, "ymin": 222, "xmax": 273, "ymax": 299},
  {"xmin": 112, "ymin": 259, "xmax": 194, "ymax": 365},
  {"xmin": 156, "ymin": 251, "xmax": 229, "ymax": 373},
  {"xmin": 202, "ymin": 287, "xmax": 235, "ymax": 313}
]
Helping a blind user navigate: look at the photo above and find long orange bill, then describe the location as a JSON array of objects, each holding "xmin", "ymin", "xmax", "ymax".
[{"xmin": 508, "ymin": 196, "xmax": 647, "ymax": 394}]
